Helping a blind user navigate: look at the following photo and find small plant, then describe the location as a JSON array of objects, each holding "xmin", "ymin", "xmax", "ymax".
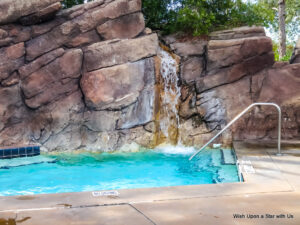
[{"xmin": 273, "ymin": 42, "xmax": 294, "ymax": 61}]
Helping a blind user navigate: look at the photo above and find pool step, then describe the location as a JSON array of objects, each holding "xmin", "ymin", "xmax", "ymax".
[
  {"xmin": 221, "ymin": 149, "xmax": 236, "ymax": 165},
  {"xmin": 0, "ymin": 155, "xmax": 56, "ymax": 169},
  {"xmin": 0, "ymin": 146, "xmax": 40, "ymax": 159}
]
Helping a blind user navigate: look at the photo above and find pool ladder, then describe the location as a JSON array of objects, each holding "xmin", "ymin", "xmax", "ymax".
[{"xmin": 189, "ymin": 103, "xmax": 282, "ymax": 160}]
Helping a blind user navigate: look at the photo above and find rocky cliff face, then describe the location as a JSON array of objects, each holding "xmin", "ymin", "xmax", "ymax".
[
  {"xmin": 0, "ymin": 0, "xmax": 299, "ymax": 152},
  {"xmin": 0, "ymin": 0, "xmax": 160, "ymax": 151},
  {"xmin": 163, "ymin": 27, "xmax": 300, "ymax": 146}
]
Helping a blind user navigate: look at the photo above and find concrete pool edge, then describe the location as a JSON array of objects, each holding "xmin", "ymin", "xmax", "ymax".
[{"xmin": 0, "ymin": 141, "xmax": 298, "ymax": 212}]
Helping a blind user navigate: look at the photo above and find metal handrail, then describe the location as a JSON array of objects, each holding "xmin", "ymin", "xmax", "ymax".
[{"xmin": 189, "ymin": 103, "xmax": 282, "ymax": 160}]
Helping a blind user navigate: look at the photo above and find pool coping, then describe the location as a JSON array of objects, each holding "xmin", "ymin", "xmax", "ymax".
[{"xmin": 0, "ymin": 141, "xmax": 298, "ymax": 213}]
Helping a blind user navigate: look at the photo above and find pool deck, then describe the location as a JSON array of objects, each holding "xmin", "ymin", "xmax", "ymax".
[{"xmin": 1, "ymin": 141, "xmax": 300, "ymax": 225}]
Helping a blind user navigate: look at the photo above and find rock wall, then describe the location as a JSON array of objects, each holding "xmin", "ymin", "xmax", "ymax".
[
  {"xmin": 291, "ymin": 37, "xmax": 300, "ymax": 64},
  {"xmin": 0, "ymin": 0, "xmax": 161, "ymax": 151},
  {"xmin": 163, "ymin": 27, "xmax": 300, "ymax": 147},
  {"xmin": 0, "ymin": 0, "xmax": 299, "ymax": 152}
]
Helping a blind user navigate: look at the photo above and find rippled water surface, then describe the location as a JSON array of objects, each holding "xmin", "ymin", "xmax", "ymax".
[{"xmin": 0, "ymin": 147, "xmax": 239, "ymax": 196}]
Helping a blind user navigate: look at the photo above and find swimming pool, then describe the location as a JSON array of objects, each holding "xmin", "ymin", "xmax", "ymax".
[{"xmin": 0, "ymin": 147, "xmax": 240, "ymax": 196}]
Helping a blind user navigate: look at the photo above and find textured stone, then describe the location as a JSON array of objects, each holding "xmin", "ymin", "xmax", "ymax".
[
  {"xmin": 21, "ymin": 49, "xmax": 83, "ymax": 108},
  {"xmin": 19, "ymin": 2, "xmax": 62, "ymax": 26},
  {"xmin": 31, "ymin": 18, "xmax": 65, "ymax": 37},
  {"xmin": 1, "ymin": 71, "xmax": 19, "ymax": 87},
  {"xmin": 290, "ymin": 37, "xmax": 300, "ymax": 64},
  {"xmin": 84, "ymin": 34, "xmax": 158, "ymax": 71},
  {"xmin": 210, "ymin": 26, "xmax": 266, "ymax": 40},
  {"xmin": 97, "ymin": 13, "xmax": 145, "ymax": 40},
  {"xmin": 0, "ymin": 29, "xmax": 8, "ymax": 39},
  {"xmin": 19, "ymin": 48, "xmax": 65, "ymax": 79},
  {"xmin": 84, "ymin": 110, "xmax": 120, "ymax": 132},
  {"xmin": 26, "ymin": 0, "xmax": 141, "ymax": 60},
  {"xmin": 181, "ymin": 57, "xmax": 204, "ymax": 83},
  {"xmin": 0, "ymin": 42, "xmax": 25, "ymax": 81},
  {"xmin": 207, "ymin": 36, "xmax": 273, "ymax": 73},
  {"xmin": 117, "ymin": 86, "xmax": 155, "ymax": 129},
  {"xmin": 0, "ymin": 85, "xmax": 28, "ymax": 140},
  {"xmin": 38, "ymin": 91, "xmax": 85, "ymax": 151},
  {"xmin": 0, "ymin": 37, "xmax": 12, "ymax": 47},
  {"xmin": 170, "ymin": 40, "xmax": 206, "ymax": 56},
  {"xmin": 257, "ymin": 64, "xmax": 300, "ymax": 104},
  {"xmin": 81, "ymin": 58, "xmax": 155, "ymax": 110},
  {"xmin": 0, "ymin": 0, "xmax": 61, "ymax": 25},
  {"xmin": 65, "ymin": 30, "xmax": 100, "ymax": 48},
  {"xmin": 197, "ymin": 52, "xmax": 274, "ymax": 92},
  {"xmin": 1, "ymin": 25, "xmax": 32, "ymax": 43}
]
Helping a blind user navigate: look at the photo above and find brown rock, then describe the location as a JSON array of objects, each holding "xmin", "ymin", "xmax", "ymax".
[
  {"xmin": 170, "ymin": 40, "xmax": 206, "ymax": 56},
  {"xmin": 84, "ymin": 110, "xmax": 120, "ymax": 132},
  {"xmin": 181, "ymin": 57, "xmax": 204, "ymax": 83},
  {"xmin": 179, "ymin": 91, "xmax": 197, "ymax": 119},
  {"xmin": 25, "ymin": 26, "xmax": 71, "ymax": 61},
  {"xmin": 25, "ymin": 0, "xmax": 142, "ymax": 61},
  {"xmin": 0, "ymin": 85, "xmax": 27, "ymax": 135},
  {"xmin": 5, "ymin": 42, "xmax": 25, "ymax": 59},
  {"xmin": 84, "ymin": 33, "xmax": 158, "ymax": 71},
  {"xmin": 57, "ymin": 0, "xmax": 105, "ymax": 19},
  {"xmin": 210, "ymin": 26, "xmax": 266, "ymax": 40},
  {"xmin": 81, "ymin": 58, "xmax": 153, "ymax": 110},
  {"xmin": 65, "ymin": 30, "xmax": 100, "ymax": 48},
  {"xmin": 25, "ymin": 79, "xmax": 79, "ymax": 109},
  {"xmin": 258, "ymin": 64, "xmax": 300, "ymax": 104},
  {"xmin": 97, "ymin": 13, "xmax": 145, "ymax": 40},
  {"xmin": 207, "ymin": 36, "xmax": 273, "ymax": 73},
  {"xmin": 0, "ymin": 28, "xmax": 8, "ymax": 39},
  {"xmin": 21, "ymin": 49, "xmax": 83, "ymax": 108},
  {"xmin": 0, "ymin": 37, "xmax": 12, "ymax": 47},
  {"xmin": 31, "ymin": 18, "xmax": 65, "ymax": 37},
  {"xmin": 19, "ymin": 2, "xmax": 62, "ymax": 26},
  {"xmin": 1, "ymin": 71, "xmax": 19, "ymax": 87},
  {"xmin": 0, "ymin": 42, "xmax": 25, "ymax": 80},
  {"xmin": 89, "ymin": 0, "xmax": 141, "ymax": 32},
  {"xmin": 290, "ymin": 37, "xmax": 300, "ymax": 64},
  {"xmin": 2, "ymin": 25, "xmax": 32, "ymax": 43},
  {"xmin": 0, "ymin": 0, "xmax": 61, "ymax": 25},
  {"xmin": 19, "ymin": 48, "xmax": 65, "ymax": 79},
  {"xmin": 197, "ymin": 52, "xmax": 274, "ymax": 92},
  {"xmin": 143, "ymin": 27, "xmax": 152, "ymax": 35}
]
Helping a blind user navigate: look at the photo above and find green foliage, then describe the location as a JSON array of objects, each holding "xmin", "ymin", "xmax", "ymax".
[
  {"xmin": 272, "ymin": 42, "xmax": 294, "ymax": 61},
  {"xmin": 142, "ymin": 0, "xmax": 181, "ymax": 34},
  {"xmin": 257, "ymin": 0, "xmax": 300, "ymax": 43},
  {"xmin": 143, "ymin": 0, "xmax": 275, "ymax": 36},
  {"xmin": 176, "ymin": 0, "xmax": 274, "ymax": 35}
]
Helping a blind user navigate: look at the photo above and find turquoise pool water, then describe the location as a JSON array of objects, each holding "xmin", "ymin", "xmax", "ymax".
[{"xmin": 0, "ymin": 147, "xmax": 239, "ymax": 196}]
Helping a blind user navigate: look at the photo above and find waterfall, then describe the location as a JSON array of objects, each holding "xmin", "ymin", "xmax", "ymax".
[{"xmin": 158, "ymin": 47, "xmax": 181, "ymax": 144}]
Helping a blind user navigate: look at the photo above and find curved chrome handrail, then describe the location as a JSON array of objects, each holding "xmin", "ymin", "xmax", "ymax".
[{"xmin": 189, "ymin": 103, "xmax": 282, "ymax": 160}]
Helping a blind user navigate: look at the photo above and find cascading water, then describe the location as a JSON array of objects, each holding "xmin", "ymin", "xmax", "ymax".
[{"xmin": 158, "ymin": 47, "xmax": 181, "ymax": 144}]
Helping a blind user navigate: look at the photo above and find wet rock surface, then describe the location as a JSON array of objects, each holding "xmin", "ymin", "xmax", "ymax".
[{"xmin": 0, "ymin": 1, "xmax": 299, "ymax": 152}]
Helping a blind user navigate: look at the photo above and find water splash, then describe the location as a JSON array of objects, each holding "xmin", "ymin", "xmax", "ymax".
[
  {"xmin": 155, "ymin": 144, "xmax": 196, "ymax": 155},
  {"xmin": 158, "ymin": 47, "xmax": 181, "ymax": 144}
]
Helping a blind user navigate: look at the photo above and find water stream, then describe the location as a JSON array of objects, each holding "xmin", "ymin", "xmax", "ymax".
[{"xmin": 158, "ymin": 47, "xmax": 181, "ymax": 144}]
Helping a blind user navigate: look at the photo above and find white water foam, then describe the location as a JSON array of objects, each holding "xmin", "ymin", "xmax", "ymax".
[
  {"xmin": 155, "ymin": 144, "xmax": 196, "ymax": 155},
  {"xmin": 158, "ymin": 47, "xmax": 181, "ymax": 139}
]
